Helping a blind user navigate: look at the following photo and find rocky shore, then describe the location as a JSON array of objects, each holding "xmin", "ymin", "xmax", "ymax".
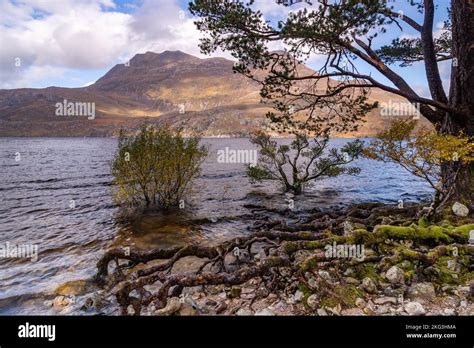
[{"xmin": 47, "ymin": 202, "xmax": 474, "ymax": 316}]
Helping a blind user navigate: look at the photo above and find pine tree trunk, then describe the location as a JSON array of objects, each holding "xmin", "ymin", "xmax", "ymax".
[{"xmin": 440, "ymin": 0, "xmax": 474, "ymax": 210}]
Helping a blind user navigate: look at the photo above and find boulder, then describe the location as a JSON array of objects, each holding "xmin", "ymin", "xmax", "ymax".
[
  {"xmin": 452, "ymin": 202, "xmax": 469, "ymax": 217},
  {"xmin": 385, "ymin": 266, "xmax": 405, "ymax": 285}
]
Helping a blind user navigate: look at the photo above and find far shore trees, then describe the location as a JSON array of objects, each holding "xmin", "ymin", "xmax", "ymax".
[
  {"xmin": 111, "ymin": 125, "xmax": 208, "ymax": 213},
  {"xmin": 247, "ymin": 130, "xmax": 363, "ymax": 194},
  {"xmin": 189, "ymin": 0, "xmax": 474, "ymax": 207}
]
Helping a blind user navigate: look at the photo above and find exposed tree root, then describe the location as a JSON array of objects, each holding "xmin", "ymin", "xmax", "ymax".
[{"xmin": 95, "ymin": 202, "xmax": 472, "ymax": 315}]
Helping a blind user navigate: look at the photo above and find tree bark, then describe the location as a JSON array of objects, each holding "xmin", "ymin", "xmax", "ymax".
[{"xmin": 441, "ymin": 0, "xmax": 474, "ymax": 207}]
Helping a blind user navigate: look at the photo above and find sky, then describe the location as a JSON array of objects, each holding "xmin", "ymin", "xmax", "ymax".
[{"xmin": 0, "ymin": 0, "xmax": 452, "ymax": 98}]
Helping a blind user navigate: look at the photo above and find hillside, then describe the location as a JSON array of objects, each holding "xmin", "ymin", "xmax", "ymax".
[{"xmin": 0, "ymin": 50, "xmax": 427, "ymax": 137}]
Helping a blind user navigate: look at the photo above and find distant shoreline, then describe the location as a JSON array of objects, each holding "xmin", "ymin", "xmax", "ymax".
[{"xmin": 0, "ymin": 135, "xmax": 371, "ymax": 139}]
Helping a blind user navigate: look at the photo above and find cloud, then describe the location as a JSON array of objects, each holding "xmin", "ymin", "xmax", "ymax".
[
  {"xmin": 0, "ymin": 0, "xmax": 214, "ymax": 89},
  {"xmin": 0, "ymin": 0, "xmax": 446, "ymax": 90},
  {"xmin": 0, "ymin": 0, "xmax": 133, "ymax": 88}
]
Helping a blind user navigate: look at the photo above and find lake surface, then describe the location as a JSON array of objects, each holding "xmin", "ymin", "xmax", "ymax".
[{"xmin": 0, "ymin": 137, "xmax": 433, "ymax": 314}]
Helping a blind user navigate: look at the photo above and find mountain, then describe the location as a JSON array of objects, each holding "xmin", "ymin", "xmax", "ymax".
[{"xmin": 0, "ymin": 50, "xmax": 427, "ymax": 137}]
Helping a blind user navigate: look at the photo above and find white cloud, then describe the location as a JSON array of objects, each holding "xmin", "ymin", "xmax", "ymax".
[
  {"xmin": 0, "ymin": 0, "xmax": 324, "ymax": 88},
  {"xmin": 0, "ymin": 0, "xmax": 132, "ymax": 88},
  {"xmin": 0, "ymin": 0, "xmax": 219, "ymax": 88}
]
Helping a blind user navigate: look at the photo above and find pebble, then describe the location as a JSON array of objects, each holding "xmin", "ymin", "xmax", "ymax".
[
  {"xmin": 344, "ymin": 277, "xmax": 360, "ymax": 285},
  {"xmin": 375, "ymin": 305, "xmax": 390, "ymax": 314},
  {"xmin": 443, "ymin": 308, "xmax": 456, "ymax": 316},
  {"xmin": 308, "ymin": 277, "xmax": 319, "ymax": 289},
  {"xmin": 236, "ymin": 308, "xmax": 253, "ymax": 316},
  {"xmin": 255, "ymin": 308, "xmax": 275, "ymax": 316},
  {"xmin": 341, "ymin": 308, "xmax": 365, "ymax": 315},
  {"xmin": 361, "ymin": 277, "xmax": 377, "ymax": 293},
  {"xmin": 318, "ymin": 271, "xmax": 332, "ymax": 282},
  {"xmin": 293, "ymin": 290, "xmax": 304, "ymax": 302},
  {"xmin": 355, "ymin": 298, "xmax": 366, "ymax": 308},
  {"xmin": 53, "ymin": 296, "xmax": 72, "ymax": 308},
  {"xmin": 404, "ymin": 301, "xmax": 426, "ymax": 316},
  {"xmin": 307, "ymin": 294, "xmax": 318, "ymax": 309},
  {"xmin": 273, "ymin": 301, "xmax": 286, "ymax": 312},
  {"xmin": 153, "ymin": 297, "xmax": 181, "ymax": 316},
  {"xmin": 374, "ymin": 297, "xmax": 398, "ymax": 305},
  {"xmin": 317, "ymin": 308, "xmax": 328, "ymax": 316},
  {"xmin": 407, "ymin": 282, "xmax": 436, "ymax": 302}
]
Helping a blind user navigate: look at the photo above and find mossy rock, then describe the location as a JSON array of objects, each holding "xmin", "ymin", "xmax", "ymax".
[
  {"xmin": 432, "ymin": 255, "xmax": 474, "ymax": 286},
  {"xmin": 371, "ymin": 224, "xmax": 473, "ymax": 245},
  {"xmin": 397, "ymin": 260, "xmax": 414, "ymax": 271},
  {"xmin": 351, "ymin": 223, "xmax": 473, "ymax": 246},
  {"xmin": 449, "ymin": 224, "xmax": 474, "ymax": 241}
]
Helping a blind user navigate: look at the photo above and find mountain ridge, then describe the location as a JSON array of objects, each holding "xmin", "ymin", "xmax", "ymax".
[{"xmin": 0, "ymin": 50, "xmax": 427, "ymax": 137}]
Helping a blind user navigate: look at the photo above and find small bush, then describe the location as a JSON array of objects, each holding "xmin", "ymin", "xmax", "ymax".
[{"xmin": 111, "ymin": 125, "xmax": 208, "ymax": 211}]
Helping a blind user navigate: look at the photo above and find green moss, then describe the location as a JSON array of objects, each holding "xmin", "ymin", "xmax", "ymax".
[
  {"xmin": 265, "ymin": 256, "xmax": 285, "ymax": 267},
  {"xmin": 373, "ymin": 225, "xmax": 453, "ymax": 245},
  {"xmin": 300, "ymin": 254, "xmax": 323, "ymax": 271},
  {"xmin": 450, "ymin": 224, "xmax": 474, "ymax": 242},
  {"xmin": 440, "ymin": 220, "xmax": 452, "ymax": 229},
  {"xmin": 350, "ymin": 229, "xmax": 377, "ymax": 245},
  {"xmin": 418, "ymin": 216, "xmax": 430, "ymax": 227},
  {"xmin": 304, "ymin": 241, "xmax": 326, "ymax": 249},
  {"xmin": 433, "ymin": 256, "xmax": 460, "ymax": 285},
  {"xmin": 353, "ymin": 262, "xmax": 382, "ymax": 282},
  {"xmin": 284, "ymin": 242, "xmax": 299, "ymax": 254},
  {"xmin": 319, "ymin": 298, "xmax": 337, "ymax": 308},
  {"xmin": 320, "ymin": 284, "xmax": 363, "ymax": 308},
  {"xmin": 404, "ymin": 250, "xmax": 420, "ymax": 258},
  {"xmin": 404, "ymin": 270, "xmax": 415, "ymax": 280},
  {"xmin": 299, "ymin": 283, "xmax": 312, "ymax": 309},
  {"xmin": 397, "ymin": 260, "xmax": 414, "ymax": 271},
  {"xmin": 298, "ymin": 231, "xmax": 313, "ymax": 239}
]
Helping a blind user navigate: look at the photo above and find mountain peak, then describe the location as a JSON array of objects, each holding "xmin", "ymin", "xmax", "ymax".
[{"xmin": 129, "ymin": 50, "xmax": 199, "ymax": 67}]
